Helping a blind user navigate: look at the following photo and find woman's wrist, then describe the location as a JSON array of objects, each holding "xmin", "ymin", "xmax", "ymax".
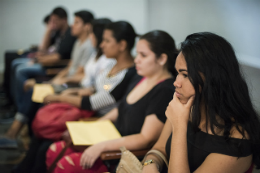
[
  {"xmin": 172, "ymin": 121, "xmax": 188, "ymax": 132},
  {"xmin": 172, "ymin": 123, "xmax": 188, "ymax": 136},
  {"xmin": 143, "ymin": 159, "xmax": 160, "ymax": 170},
  {"xmin": 56, "ymin": 95, "xmax": 63, "ymax": 102},
  {"xmin": 143, "ymin": 162, "xmax": 160, "ymax": 173},
  {"xmin": 143, "ymin": 154, "xmax": 163, "ymax": 171},
  {"xmin": 96, "ymin": 142, "xmax": 106, "ymax": 153}
]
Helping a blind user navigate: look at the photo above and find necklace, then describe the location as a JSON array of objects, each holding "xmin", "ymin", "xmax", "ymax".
[
  {"xmin": 107, "ymin": 64, "xmax": 132, "ymax": 78},
  {"xmin": 103, "ymin": 64, "xmax": 132, "ymax": 91}
]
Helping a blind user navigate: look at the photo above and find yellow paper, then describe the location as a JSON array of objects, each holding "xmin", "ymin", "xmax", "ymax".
[
  {"xmin": 66, "ymin": 120, "xmax": 122, "ymax": 146},
  {"xmin": 32, "ymin": 84, "xmax": 54, "ymax": 103}
]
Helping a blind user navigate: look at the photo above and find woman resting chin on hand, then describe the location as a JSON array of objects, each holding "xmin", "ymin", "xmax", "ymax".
[{"xmin": 142, "ymin": 32, "xmax": 260, "ymax": 173}]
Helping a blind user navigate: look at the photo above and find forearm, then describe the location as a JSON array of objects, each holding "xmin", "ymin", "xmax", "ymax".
[
  {"xmin": 53, "ymin": 68, "xmax": 69, "ymax": 80},
  {"xmin": 98, "ymin": 108, "xmax": 118, "ymax": 122},
  {"xmin": 54, "ymin": 63, "xmax": 75, "ymax": 80},
  {"xmin": 101, "ymin": 133, "xmax": 153, "ymax": 153},
  {"xmin": 56, "ymin": 95, "xmax": 82, "ymax": 107},
  {"xmin": 143, "ymin": 154, "xmax": 163, "ymax": 173},
  {"xmin": 143, "ymin": 143, "xmax": 167, "ymax": 172},
  {"xmin": 39, "ymin": 29, "xmax": 52, "ymax": 51},
  {"xmin": 66, "ymin": 73, "xmax": 85, "ymax": 83},
  {"xmin": 169, "ymin": 125, "xmax": 190, "ymax": 173},
  {"xmin": 39, "ymin": 53, "xmax": 60, "ymax": 66}
]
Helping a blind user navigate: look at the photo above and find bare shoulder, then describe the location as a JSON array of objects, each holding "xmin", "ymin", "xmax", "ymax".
[{"xmin": 230, "ymin": 125, "xmax": 250, "ymax": 140}]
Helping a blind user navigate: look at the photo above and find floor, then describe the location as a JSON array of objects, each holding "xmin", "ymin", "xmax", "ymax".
[
  {"xmin": 0, "ymin": 124, "xmax": 30, "ymax": 172},
  {"xmin": 0, "ymin": 64, "xmax": 260, "ymax": 173}
]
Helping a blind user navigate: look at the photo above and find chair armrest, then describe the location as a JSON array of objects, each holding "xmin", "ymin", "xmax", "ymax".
[
  {"xmin": 46, "ymin": 68, "xmax": 63, "ymax": 76},
  {"xmin": 79, "ymin": 117, "xmax": 99, "ymax": 121},
  {"xmin": 101, "ymin": 149, "xmax": 150, "ymax": 160},
  {"xmin": 44, "ymin": 59, "xmax": 70, "ymax": 67}
]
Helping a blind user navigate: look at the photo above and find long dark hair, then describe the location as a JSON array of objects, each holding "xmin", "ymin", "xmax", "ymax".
[
  {"xmin": 181, "ymin": 32, "xmax": 260, "ymax": 167},
  {"xmin": 105, "ymin": 21, "xmax": 137, "ymax": 52},
  {"xmin": 92, "ymin": 18, "xmax": 111, "ymax": 59},
  {"xmin": 140, "ymin": 30, "xmax": 179, "ymax": 76}
]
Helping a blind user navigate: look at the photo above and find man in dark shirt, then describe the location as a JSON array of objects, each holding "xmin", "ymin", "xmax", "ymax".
[
  {"xmin": 36, "ymin": 7, "xmax": 77, "ymax": 64},
  {"xmin": 10, "ymin": 7, "xmax": 76, "ymax": 118}
]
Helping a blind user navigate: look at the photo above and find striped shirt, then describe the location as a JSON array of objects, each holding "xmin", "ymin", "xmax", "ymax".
[{"xmin": 81, "ymin": 62, "xmax": 136, "ymax": 115}]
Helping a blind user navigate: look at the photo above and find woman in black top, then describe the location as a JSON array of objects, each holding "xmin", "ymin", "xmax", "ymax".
[
  {"xmin": 45, "ymin": 30, "xmax": 179, "ymax": 172},
  {"xmin": 12, "ymin": 20, "xmax": 137, "ymax": 173},
  {"xmin": 142, "ymin": 32, "xmax": 260, "ymax": 173}
]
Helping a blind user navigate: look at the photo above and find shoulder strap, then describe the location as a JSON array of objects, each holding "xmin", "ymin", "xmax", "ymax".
[{"xmin": 48, "ymin": 141, "xmax": 72, "ymax": 173}]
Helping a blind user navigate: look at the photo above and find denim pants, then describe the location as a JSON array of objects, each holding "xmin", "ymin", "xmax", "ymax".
[{"xmin": 11, "ymin": 58, "xmax": 46, "ymax": 115}]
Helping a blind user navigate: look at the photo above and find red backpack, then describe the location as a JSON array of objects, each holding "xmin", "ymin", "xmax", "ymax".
[{"xmin": 32, "ymin": 103, "xmax": 94, "ymax": 141}]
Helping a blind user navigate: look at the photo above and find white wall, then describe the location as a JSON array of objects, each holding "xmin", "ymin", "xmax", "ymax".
[
  {"xmin": 147, "ymin": 0, "xmax": 260, "ymax": 68},
  {"xmin": 0, "ymin": 0, "xmax": 149, "ymax": 72},
  {"xmin": 1, "ymin": 0, "xmax": 260, "ymax": 71},
  {"xmin": 147, "ymin": 0, "xmax": 260, "ymax": 113}
]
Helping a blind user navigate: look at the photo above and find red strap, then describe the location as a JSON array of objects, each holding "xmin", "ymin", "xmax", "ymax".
[{"xmin": 136, "ymin": 77, "xmax": 165, "ymax": 87}]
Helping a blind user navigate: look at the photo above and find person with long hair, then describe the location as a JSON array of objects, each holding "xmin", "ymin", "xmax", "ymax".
[
  {"xmin": 45, "ymin": 30, "xmax": 179, "ymax": 173},
  {"xmin": 43, "ymin": 21, "xmax": 138, "ymax": 116},
  {"xmin": 142, "ymin": 32, "xmax": 260, "ymax": 173},
  {"xmin": 12, "ymin": 19, "xmax": 140, "ymax": 173}
]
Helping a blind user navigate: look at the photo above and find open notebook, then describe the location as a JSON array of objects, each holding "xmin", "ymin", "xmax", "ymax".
[{"xmin": 66, "ymin": 120, "xmax": 122, "ymax": 146}]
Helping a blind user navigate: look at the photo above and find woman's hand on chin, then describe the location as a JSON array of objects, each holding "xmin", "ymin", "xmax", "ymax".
[{"xmin": 165, "ymin": 92, "xmax": 194, "ymax": 130}]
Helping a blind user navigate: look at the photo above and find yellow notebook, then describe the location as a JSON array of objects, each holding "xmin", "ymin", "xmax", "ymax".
[
  {"xmin": 66, "ymin": 120, "xmax": 122, "ymax": 146},
  {"xmin": 32, "ymin": 84, "xmax": 54, "ymax": 103}
]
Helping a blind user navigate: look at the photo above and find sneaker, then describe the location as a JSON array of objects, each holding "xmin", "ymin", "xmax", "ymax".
[{"xmin": 0, "ymin": 136, "xmax": 18, "ymax": 149}]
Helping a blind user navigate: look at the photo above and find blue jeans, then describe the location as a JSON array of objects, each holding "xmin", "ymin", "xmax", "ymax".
[
  {"xmin": 11, "ymin": 58, "xmax": 46, "ymax": 111},
  {"xmin": 10, "ymin": 57, "xmax": 29, "ymax": 102},
  {"xmin": 14, "ymin": 89, "xmax": 40, "ymax": 124}
]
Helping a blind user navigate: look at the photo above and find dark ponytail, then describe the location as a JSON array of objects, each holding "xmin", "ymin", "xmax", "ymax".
[
  {"xmin": 105, "ymin": 21, "xmax": 137, "ymax": 52},
  {"xmin": 140, "ymin": 30, "xmax": 179, "ymax": 76}
]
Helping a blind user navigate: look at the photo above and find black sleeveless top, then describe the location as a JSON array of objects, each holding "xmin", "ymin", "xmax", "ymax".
[
  {"xmin": 115, "ymin": 75, "xmax": 175, "ymax": 136},
  {"xmin": 165, "ymin": 122, "xmax": 252, "ymax": 172}
]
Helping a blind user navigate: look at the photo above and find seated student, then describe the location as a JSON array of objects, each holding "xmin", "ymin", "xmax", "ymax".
[
  {"xmin": 0, "ymin": 11, "xmax": 60, "ymax": 122},
  {"xmin": 24, "ymin": 10, "xmax": 95, "ymax": 89},
  {"xmin": 0, "ymin": 10, "xmax": 94, "ymax": 148},
  {"xmin": 43, "ymin": 21, "xmax": 138, "ymax": 116},
  {"xmin": 142, "ymin": 32, "xmax": 260, "ymax": 173},
  {"xmin": 38, "ymin": 14, "xmax": 52, "ymax": 51},
  {"xmin": 12, "ymin": 21, "xmax": 137, "ymax": 173},
  {"xmin": 10, "ymin": 7, "xmax": 76, "ymax": 116},
  {"xmin": 52, "ymin": 18, "xmax": 114, "ymax": 96},
  {"xmin": 45, "ymin": 30, "xmax": 178, "ymax": 173},
  {"xmin": 36, "ymin": 13, "xmax": 61, "ymax": 55}
]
